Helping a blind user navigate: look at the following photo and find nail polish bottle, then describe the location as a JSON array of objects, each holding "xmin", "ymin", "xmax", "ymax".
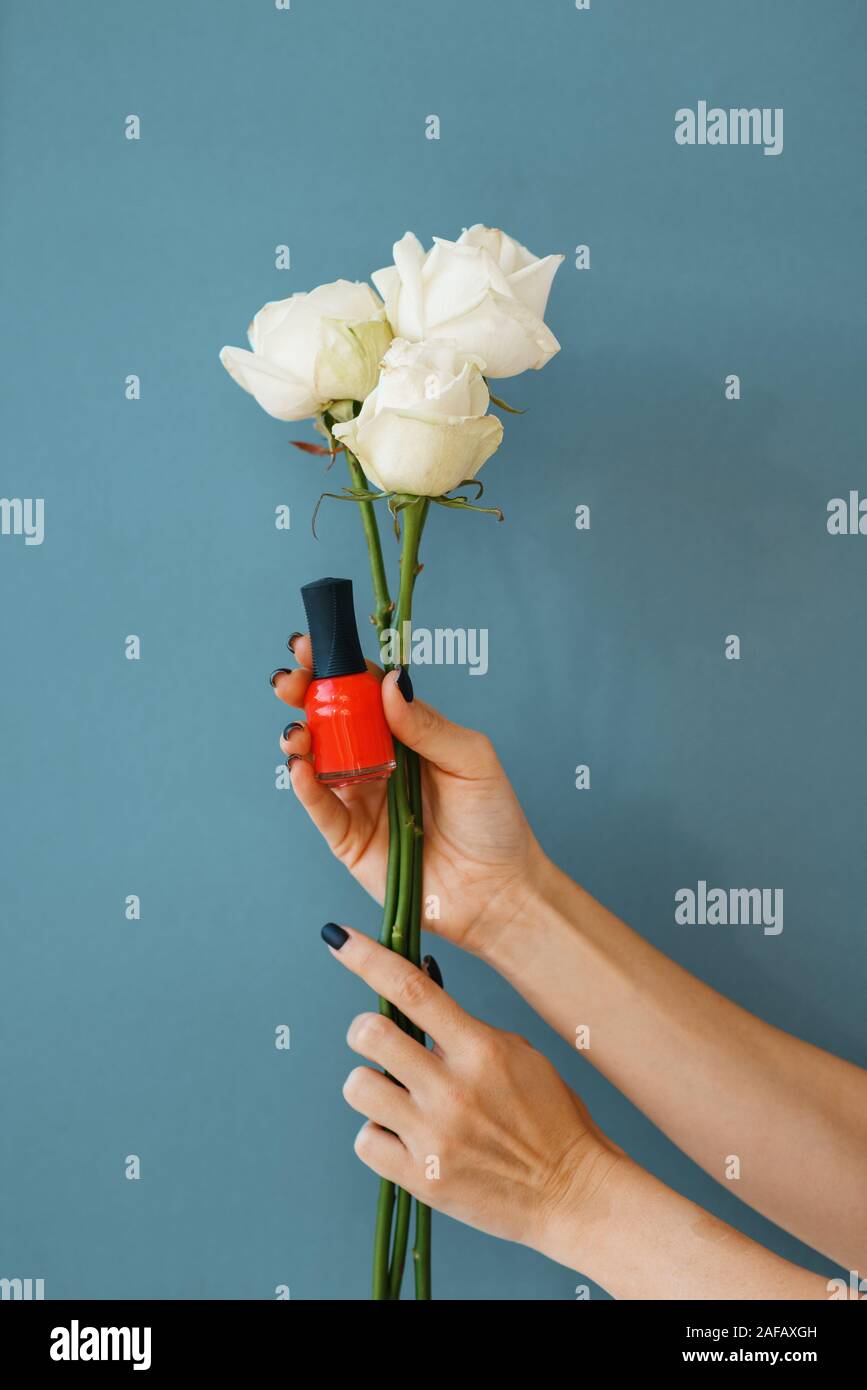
[{"xmin": 301, "ymin": 577, "xmax": 396, "ymax": 788}]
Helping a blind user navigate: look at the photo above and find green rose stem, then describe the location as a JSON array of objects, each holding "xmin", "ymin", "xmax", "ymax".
[
  {"xmin": 407, "ymin": 748, "xmax": 432, "ymax": 1299},
  {"xmin": 344, "ymin": 450, "xmax": 405, "ymax": 1301},
  {"xmin": 373, "ymin": 779, "xmax": 401, "ymax": 1300},
  {"xmin": 389, "ymin": 497, "xmax": 428, "ymax": 976},
  {"xmin": 326, "ymin": 412, "xmax": 432, "ymax": 1299},
  {"xmin": 380, "ymin": 785, "xmax": 400, "ymax": 963},
  {"xmin": 372, "ymin": 1179, "xmax": 396, "ymax": 1301},
  {"xmin": 323, "ymin": 411, "xmax": 401, "ymax": 1299},
  {"xmin": 343, "ymin": 447, "xmax": 394, "ymax": 639},
  {"xmin": 413, "ymin": 1199, "xmax": 432, "ymax": 1300},
  {"xmin": 383, "ymin": 498, "xmax": 429, "ymax": 1298}
]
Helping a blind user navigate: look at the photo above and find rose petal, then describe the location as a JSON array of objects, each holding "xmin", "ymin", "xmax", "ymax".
[
  {"xmin": 457, "ymin": 225, "xmax": 538, "ymax": 276},
  {"xmin": 219, "ymin": 345, "xmax": 319, "ymax": 421},
  {"xmin": 248, "ymin": 295, "xmax": 301, "ymax": 354},
  {"xmin": 387, "ymin": 232, "xmax": 428, "ymax": 340},
  {"xmin": 349, "ymin": 408, "xmax": 503, "ymax": 496},
  {"xmin": 305, "ymin": 279, "xmax": 384, "ymax": 319},
  {"xmin": 508, "ymin": 254, "xmax": 565, "ymax": 319},
  {"xmin": 432, "ymin": 289, "xmax": 560, "ymax": 378}
]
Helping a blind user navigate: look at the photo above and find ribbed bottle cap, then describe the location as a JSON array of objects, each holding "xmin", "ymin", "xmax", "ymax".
[{"xmin": 301, "ymin": 577, "xmax": 368, "ymax": 680}]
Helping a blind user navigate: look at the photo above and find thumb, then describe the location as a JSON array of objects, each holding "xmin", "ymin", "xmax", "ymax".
[{"xmin": 382, "ymin": 668, "xmax": 493, "ymax": 777}]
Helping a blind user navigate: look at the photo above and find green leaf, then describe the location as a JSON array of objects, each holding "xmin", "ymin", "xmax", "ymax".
[
  {"xmin": 384, "ymin": 493, "xmax": 426, "ymax": 540},
  {"xmin": 342, "ymin": 486, "xmax": 389, "ymax": 501},
  {"xmin": 312, "ymin": 488, "xmax": 389, "ymax": 538},
  {"xmin": 387, "ymin": 495, "xmax": 411, "ymax": 540},
  {"xmin": 488, "ymin": 392, "xmax": 526, "ymax": 415},
  {"xmin": 431, "ymin": 495, "xmax": 504, "ymax": 523},
  {"xmin": 453, "ymin": 478, "xmax": 484, "ymax": 500}
]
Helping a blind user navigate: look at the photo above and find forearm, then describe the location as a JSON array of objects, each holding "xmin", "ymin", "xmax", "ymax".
[
  {"xmin": 481, "ymin": 854, "xmax": 867, "ymax": 1269},
  {"xmin": 539, "ymin": 1153, "xmax": 829, "ymax": 1300}
]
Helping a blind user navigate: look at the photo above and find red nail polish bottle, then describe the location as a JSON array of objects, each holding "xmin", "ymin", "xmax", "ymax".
[{"xmin": 301, "ymin": 577, "xmax": 396, "ymax": 788}]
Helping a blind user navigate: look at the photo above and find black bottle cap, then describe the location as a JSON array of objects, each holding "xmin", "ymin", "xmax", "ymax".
[{"xmin": 301, "ymin": 577, "xmax": 368, "ymax": 680}]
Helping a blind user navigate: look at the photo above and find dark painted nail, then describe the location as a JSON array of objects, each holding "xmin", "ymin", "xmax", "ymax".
[
  {"xmin": 422, "ymin": 955, "xmax": 443, "ymax": 988},
  {"xmin": 282, "ymin": 722, "xmax": 304, "ymax": 740},
  {"xmin": 270, "ymin": 668, "xmax": 292, "ymax": 688},
  {"xmin": 287, "ymin": 632, "xmax": 303, "ymax": 653},
  {"xmin": 321, "ymin": 922, "xmax": 349, "ymax": 950},
  {"xmin": 286, "ymin": 754, "xmax": 302, "ymax": 769},
  {"xmin": 394, "ymin": 665, "xmax": 414, "ymax": 703}
]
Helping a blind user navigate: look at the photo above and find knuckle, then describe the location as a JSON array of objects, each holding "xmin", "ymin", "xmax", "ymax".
[
  {"xmin": 342, "ymin": 1066, "xmax": 368, "ymax": 1103},
  {"xmin": 416, "ymin": 702, "xmax": 441, "ymax": 740},
  {"xmin": 353, "ymin": 1124, "xmax": 374, "ymax": 1160},
  {"xmin": 462, "ymin": 729, "xmax": 497, "ymax": 777},
  {"xmin": 467, "ymin": 1029, "xmax": 500, "ymax": 1071},
  {"xmin": 474, "ymin": 732, "xmax": 495, "ymax": 761},
  {"xmin": 397, "ymin": 969, "xmax": 431, "ymax": 1012},
  {"xmin": 348, "ymin": 1011, "xmax": 387, "ymax": 1052}
]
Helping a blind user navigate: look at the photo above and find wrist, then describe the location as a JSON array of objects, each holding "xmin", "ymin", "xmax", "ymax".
[
  {"xmin": 458, "ymin": 839, "xmax": 553, "ymax": 959},
  {"xmin": 531, "ymin": 1137, "xmax": 630, "ymax": 1274},
  {"xmin": 475, "ymin": 846, "xmax": 583, "ymax": 968}
]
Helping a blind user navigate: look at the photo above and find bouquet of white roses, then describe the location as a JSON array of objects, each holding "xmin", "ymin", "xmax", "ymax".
[{"xmin": 221, "ymin": 224, "xmax": 563, "ymax": 1299}]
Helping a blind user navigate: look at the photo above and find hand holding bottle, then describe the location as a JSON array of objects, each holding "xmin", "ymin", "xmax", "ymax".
[{"xmin": 272, "ymin": 636, "xmax": 543, "ymax": 954}]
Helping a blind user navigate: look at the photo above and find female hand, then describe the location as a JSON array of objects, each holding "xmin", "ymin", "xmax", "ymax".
[
  {"xmin": 272, "ymin": 638, "xmax": 545, "ymax": 953},
  {"xmin": 321, "ymin": 923, "xmax": 619, "ymax": 1251},
  {"xmin": 322, "ymin": 924, "xmax": 831, "ymax": 1299}
]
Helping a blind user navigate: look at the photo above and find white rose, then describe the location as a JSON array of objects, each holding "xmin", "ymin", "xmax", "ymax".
[
  {"xmin": 372, "ymin": 226, "xmax": 563, "ymax": 379},
  {"xmin": 219, "ymin": 280, "xmax": 393, "ymax": 422},
  {"xmin": 331, "ymin": 339, "xmax": 504, "ymax": 497}
]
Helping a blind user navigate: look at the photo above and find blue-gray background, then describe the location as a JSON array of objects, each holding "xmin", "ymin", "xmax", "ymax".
[{"xmin": 2, "ymin": 0, "xmax": 865, "ymax": 1300}]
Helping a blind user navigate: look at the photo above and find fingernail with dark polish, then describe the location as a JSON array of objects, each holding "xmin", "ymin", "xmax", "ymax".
[
  {"xmin": 321, "ymin": 923, "xmax": 349, "ymax": 950},
  {"xmin": 286, "ymin": 754, "xmax": 302, "ymax": 769},
  {"xmin": 394, "ymin": 665, "xmax": 414, "ymax": 703},
  {"xmin": 422, "ymin": 954, "xmax": 443, "ymax": 988},
  {"xmin": 282, "ymin": 722, "xmax": 304, "ymax": 740},
  {"xmin": 270, "ymin": 668, "xmax": 292, "ymax": 688},
  {"xmin": 287, "ymin": 632, "xmax": 303, "ymax": 653}
]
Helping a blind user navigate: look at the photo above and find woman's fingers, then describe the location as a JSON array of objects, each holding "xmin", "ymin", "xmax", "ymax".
[
  {"xmin": 287, "ymin": 633, "xmax": 313, "ymax": 670},
  {"xmin": 279, "ymin": 707, "xmax": 383, "ymax": 855},
  {"xmin": 279, "ymin": 721, "xmax": 312, "ymax": 758},
  {"xmin": 342, "ymin": 1065, "xmax": 414, "ymax": 1134},
  {"xmin": 322, "ymin": 926, "xmax": 473, "ymax": 1053},
  {"xmin": 286, "ymin": 629, "xmax": 381, "ymax": 680},
  {"xmin": 271, "ymin": 666, "xmax": 311, "ymax": 708},
  {"xmin": 271, "ymin": 645, "xmax": 382, "ymax": 711},
  {"xmin": 353, "ymin": 1122, "xmax": 411, "ymax": 1187},
  {"xmin": 287, "ymin": 758, "xmax": 352, "ymax": 850},
  {"xmin": 347, "ymin": 1010, "xmax": 439, "ymax": 1092},
  {"xmin": 381, "ymin": 672, "xmax": 496, "ymax": 778}
]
